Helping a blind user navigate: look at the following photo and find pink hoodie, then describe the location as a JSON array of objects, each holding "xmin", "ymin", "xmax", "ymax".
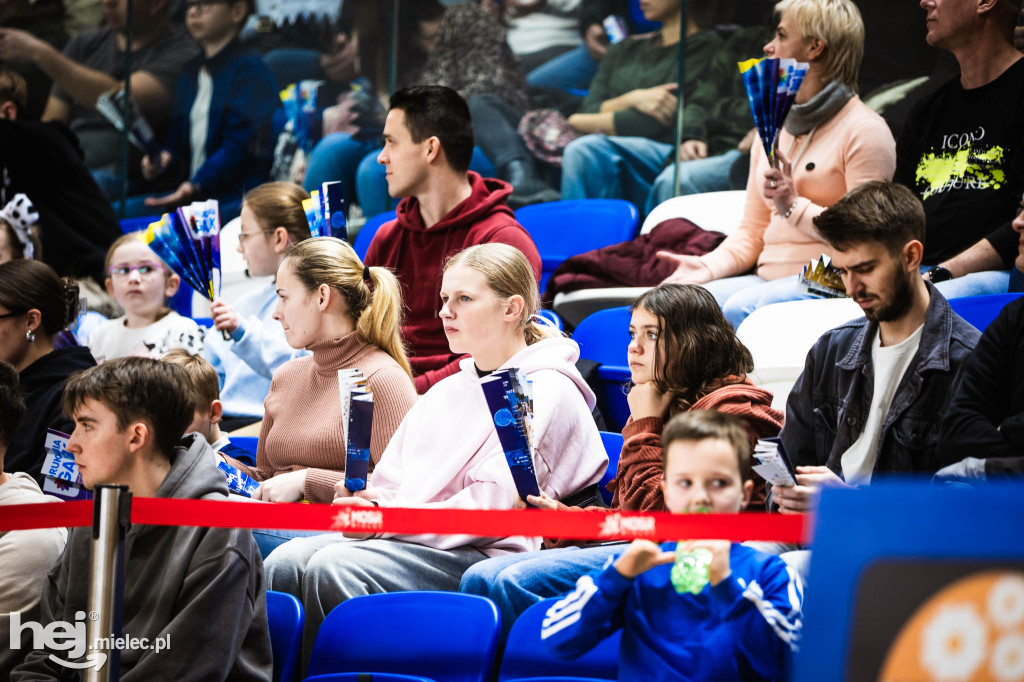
[{"xmin": 367, "ymin": 336, "xmax": 608, "ymax": 556}]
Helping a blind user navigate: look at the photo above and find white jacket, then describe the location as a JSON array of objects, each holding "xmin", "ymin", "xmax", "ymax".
[{"xmin": 369, "ymin": 336, "xmax": 608, "ymax": 556}]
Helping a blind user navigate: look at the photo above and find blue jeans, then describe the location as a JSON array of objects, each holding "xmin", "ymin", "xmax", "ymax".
[
  {"xmin": 355, "ymin": 146, "xmax": 497, "ymax": 218},
  {"xmin": 458, "ymin": 542, "xmax": 626, "ymax": 641},
  {"xmin": 561, "ymin": 135, "xmax": 673, "ymax": 212},
  {"xmin": 304, "ymin": 133, "xmax": 381, "ymax": 212},
  {"xmin": 646, "ymin": 148, "xmax": 742, "ymax": 214},
  {"xmin": 702, "ymin": 274, "xmax": 817, "ymax": 329},
  {"xmin": 526, "ymin": 44, "xmax": 600, "ymax": 91},
  {"xmin": 932, "ymin": 269, "xmax": 1012, "ymax": 299}
]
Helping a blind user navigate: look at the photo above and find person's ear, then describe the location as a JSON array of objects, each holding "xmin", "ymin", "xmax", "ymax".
[
  {"xmin": 424, "ymin": 136, "xmax": 442, "ymax": 164},
  {"xmin": 271, "ymin": 226, "xmax": 291, "ymax": 254},
  {"xmin": 659, "ymin": 477, "xmax": 667, "ymax": 497},
  {"xmin": 164, "ymin": 272, "xmax": 181, "ymax": 298},
  {"xmin": 317, "ymin": 283, "xmax": 332, "ymax": 311},
  {"xmin": 24, "ymin": 308, "xmax": 42, "ymax": 334},
  {"xmin": 105, "ymin": 276, "xmax": 116, "ymax": 297},
  {"xmin": 0, "ymin": 101, "xmax": 18, "ymax": 121},
  {"xmin": 127, "ymin": 421, "xmax": 149, "ymax": 454},
  {"xmin": 903, "ymin": 240, "xmax": 924, "ymax": 271},
  {"xmin": 209, "ymin": 399, "xmax": 223, "ymax": 425},
  {"xmin": 231, "ymin": 0, "xmax": 248, "ymax": 23},
  {"xmin": 504, "ymin": 294, "xmax": 525, "ymax": 323},
  {"xmin": 741, "ymin": 478, "xmax": 754, "ymax": 508},
  {"xmin": 806, "ymin": 37, "xmax": 825, "ymax": 61}
]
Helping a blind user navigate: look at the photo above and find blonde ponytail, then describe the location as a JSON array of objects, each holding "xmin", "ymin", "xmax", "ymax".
[
  {"xmin": 357, "ymin": 265, "xmax": 412, "ymax": 377},
  {"xmin": 285, "ymin": 237, "xmax": 412, "ymax": 377}
]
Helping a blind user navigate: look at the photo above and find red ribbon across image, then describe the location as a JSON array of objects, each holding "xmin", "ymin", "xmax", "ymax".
[{"xmin": 0, "ymin": 499, "xmax": 810, "ymax": 543}]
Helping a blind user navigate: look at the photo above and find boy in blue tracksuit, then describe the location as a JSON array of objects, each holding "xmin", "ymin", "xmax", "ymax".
[
  {"xmin": 542, "ymin": 410, "xmax": 804, "ymax": 681},
  {"xmin": 141, "ymin": 0, "xmax": 278, "ymax": 215}
]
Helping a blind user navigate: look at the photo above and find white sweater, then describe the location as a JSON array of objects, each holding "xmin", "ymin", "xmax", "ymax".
[{"xmin": 368, "ymin": 336, "xmax": 608, "ymax": 556}]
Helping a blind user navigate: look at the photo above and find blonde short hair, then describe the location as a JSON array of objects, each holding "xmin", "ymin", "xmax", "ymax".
[{"xmin": 775, "ymin": 0, "xmax": 864, "ymax": 90}]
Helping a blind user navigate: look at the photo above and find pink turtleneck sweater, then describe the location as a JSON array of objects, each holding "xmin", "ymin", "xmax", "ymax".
[{"xmin": 224, "ymin": 332, "xmax": 418, "ymax": 503}]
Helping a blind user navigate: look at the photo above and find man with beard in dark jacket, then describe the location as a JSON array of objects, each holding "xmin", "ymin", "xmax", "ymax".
[{"xmin": 10, "ymin": 358, "xmax": 272, "ymax": 680}]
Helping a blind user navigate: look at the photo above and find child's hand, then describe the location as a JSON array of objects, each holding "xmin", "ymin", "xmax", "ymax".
[
  {"xmin": 141, "ymin": 151, "xmax": 171, "ymax": 181},
  {"xmin": 252, "ymin": 469, "xmax": 307, "ymax": 503},
  {"xmin": 626, "ymin": 381, "xmax": 673, "ymax": 420},
  {"xmin": 613, "ymin": 539, "xmax": 676, "ymax": 579},
  {"xmin": 520, "ymin": 491, "xmax": 559, "ymax": 510},
  {"xmin": 677, "ymin": 540, "xmax": 733, "ymax": 586},
  {"xmin": 210, "ymin": 299, "xmax": 240, "ymax": 334},
  {"xmin": 332, "ymin": 495, "xmax": 377, "ymax": 539}
]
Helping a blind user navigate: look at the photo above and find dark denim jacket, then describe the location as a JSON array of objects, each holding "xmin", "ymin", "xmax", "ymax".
[{"xmin": 780, "ymin": 284, "xmax": 980, "ymax": 478}]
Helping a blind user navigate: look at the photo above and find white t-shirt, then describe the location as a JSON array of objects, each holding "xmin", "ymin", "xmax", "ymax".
[
  {"xmin": 0, "ymin": 473, "xmax": 68, "ymax": 622},
  {"xmin": 189, "ymin": 66, "xmax": 213, "ymax": 178},
  {"xmin": 87, "ymin": 311, "xmax": 204, "ymax": 363},
  {"xmin": 841, "ymin": 324, "xmax": 924, "ymax": 486}
]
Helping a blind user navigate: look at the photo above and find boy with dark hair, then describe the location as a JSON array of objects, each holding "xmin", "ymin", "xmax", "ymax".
[
  {"xmin": 365, "ymin": 85, "xmax": 542, "ymax": 393},
  {"xmin": 542, "ymin": 410, "xmax": 803, "ymax": 680},
  {"xmin": 140, "ymin": 0, "xmax": 278, "ymax": 216},
  {"xmin": 0, "ymin": 361, "xmax": 67, "ymax": 677},
  {"xmin": 161, "ymin": 348, "xmax": 255, "ymax": 466},
  {"xmin": 11, "ymin": 357, "xmax": 272, "ymax": 681},
  {"xmin": 776, "ymin": 181, "xmax": 980, "ymax": 513}
]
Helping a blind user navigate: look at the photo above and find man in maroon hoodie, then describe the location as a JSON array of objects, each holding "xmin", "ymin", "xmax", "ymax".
[{"xmin": 364, "ymin": 85, "xmax": 542, "ymax": 393}]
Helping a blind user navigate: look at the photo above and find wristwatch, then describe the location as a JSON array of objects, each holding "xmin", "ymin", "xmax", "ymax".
[{"xmin": 926, "ymin": 265, "xmax": 953, "ymax": 283}]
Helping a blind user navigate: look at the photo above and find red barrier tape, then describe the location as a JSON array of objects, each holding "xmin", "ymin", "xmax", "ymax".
[{"xmin": 0, "ymin": 499, "xmax": 810, "ymax": 543}]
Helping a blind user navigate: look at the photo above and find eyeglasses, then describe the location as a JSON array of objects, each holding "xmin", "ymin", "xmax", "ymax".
[
  {"xmin": 238, "ymin": 230, "xmax": 270, "ymax": 245},
  {"xmin": 185, "ymin": 0, "xmax": 231, "ymax": 11},
  {"xmin": 0, "ymin": 309, "xmax": 25, "ymax": 320},
  {"xmin": 108, "ymin": 262, "xmax": 164, "ymax": 279}
]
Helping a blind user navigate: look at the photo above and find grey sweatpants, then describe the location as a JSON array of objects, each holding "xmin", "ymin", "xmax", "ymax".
[{"xmin": 265, "ymin": 534, "xmax": 488, "ymax": 674}]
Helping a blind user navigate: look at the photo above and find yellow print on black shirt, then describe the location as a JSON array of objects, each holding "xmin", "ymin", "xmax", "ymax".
[{"xmin": 914, "ymin": 126, "xmax": 1006, "ymax": 200}]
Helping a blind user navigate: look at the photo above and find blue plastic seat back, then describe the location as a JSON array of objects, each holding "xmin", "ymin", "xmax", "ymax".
[
  {"xmin": 573, "ymin": 306, "xmax": 633, "ymax": 430},
  {"xmin": 537, "ymin": 308, "xmax": 564, "ymax": 332},
  {"xmin": 948, "ymin": 293, "xmax": 1023, "ymax": 333},
  {"xmin": 354, "ymin": 210, "xmax": 397, "ymax": 261},
  {"xmin": 515, "ymin": 200, "xmax": 639, "ymax": 292},
  {"xmin": 497, "ymin": 598, "xmax": 620, "ymax": 681},
  {"xmin": 597, "ymin": 431, "xmax": 623, "ymax": 506},
  {"xmin": 307, "ymin": 591, "xmax": 501, "ymax": 682},
  {"xmin": 628, "ymin": 0, "xmax": 662, "ymax": 32},
  {"xmin": 266, "ymin": 590, "xmax": 303, "ymax": 682},
  {"xmin": 305, "ymin": 674, "xmax": 433, "ymax": 682},
  {"xmin": 231, "ymin": 436, "xmax": 259, "ymax": 454}
]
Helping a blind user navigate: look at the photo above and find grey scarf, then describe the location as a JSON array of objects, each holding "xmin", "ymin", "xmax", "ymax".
[{"xmin": 784, "ymin": 81, "xmax": 855, "ymax": 136}]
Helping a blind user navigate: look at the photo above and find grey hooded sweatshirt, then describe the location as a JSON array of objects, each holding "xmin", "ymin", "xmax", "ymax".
[{"xmin": 11, "ymin": 434, "xmax": 272, "ymax": 681}]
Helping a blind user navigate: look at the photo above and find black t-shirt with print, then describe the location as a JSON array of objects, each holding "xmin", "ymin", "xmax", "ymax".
[{"xmin": 894, "ymin": 57, "xmax": 1024, "ymax": 267}]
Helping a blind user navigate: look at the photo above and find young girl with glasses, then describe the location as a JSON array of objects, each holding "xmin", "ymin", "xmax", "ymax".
[{"xmin": 86, "ymin": 233, "xmax": 203, "ymax": 363}]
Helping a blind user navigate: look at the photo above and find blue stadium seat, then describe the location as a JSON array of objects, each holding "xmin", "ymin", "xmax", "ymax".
[
  {"xmin": 354, "ymin": 210, "xmax": 397, "ymax": 261},
  {"xmin": 266, "ymin": 591, "xmax": 303, "ymax": 682},
  {"xmin": 537, "ymin": 308, "xmax": 564, "ymax": 332},
  {"xmin": 598, "ymin": 431, "xmax": 623, "ymax": 506},
  {"xmin": 948, "ymin": 293, "xmax": 1024, "ymax": 333},
  {"xmin": 307, "ymin": 592, "xmax": 501, "ymax": 682},
  {"xmin": 497, "ymin": 597, "xmax": 620, "ymax": 681},
  {"xmin": 628, "ymin": 0, "xmax": 662, "ymax": 32},
  {"xmin": 303, "ymin": 671, "xmax": 432, "ymax": 675},
  {"xmin": 515, "ymin": 200, "xmax": 640, "ymax": 292},
  {"xmin": 572, "ymin": 306, "xmax": 633, "ymax": 431},
  {"xmin": 231, "ymin": 436, "xmax": 258, "ymax": 453}
]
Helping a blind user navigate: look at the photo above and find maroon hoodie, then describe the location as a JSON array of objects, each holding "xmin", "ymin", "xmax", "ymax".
[{"xmin": 364, "ymin": 172, "xmax": 542, "ymax": 393}]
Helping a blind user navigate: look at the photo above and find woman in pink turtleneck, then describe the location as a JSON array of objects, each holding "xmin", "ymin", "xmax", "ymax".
[{"xmin": 223, "ymin": 237, "xmax": 417, "ymax": 507}]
